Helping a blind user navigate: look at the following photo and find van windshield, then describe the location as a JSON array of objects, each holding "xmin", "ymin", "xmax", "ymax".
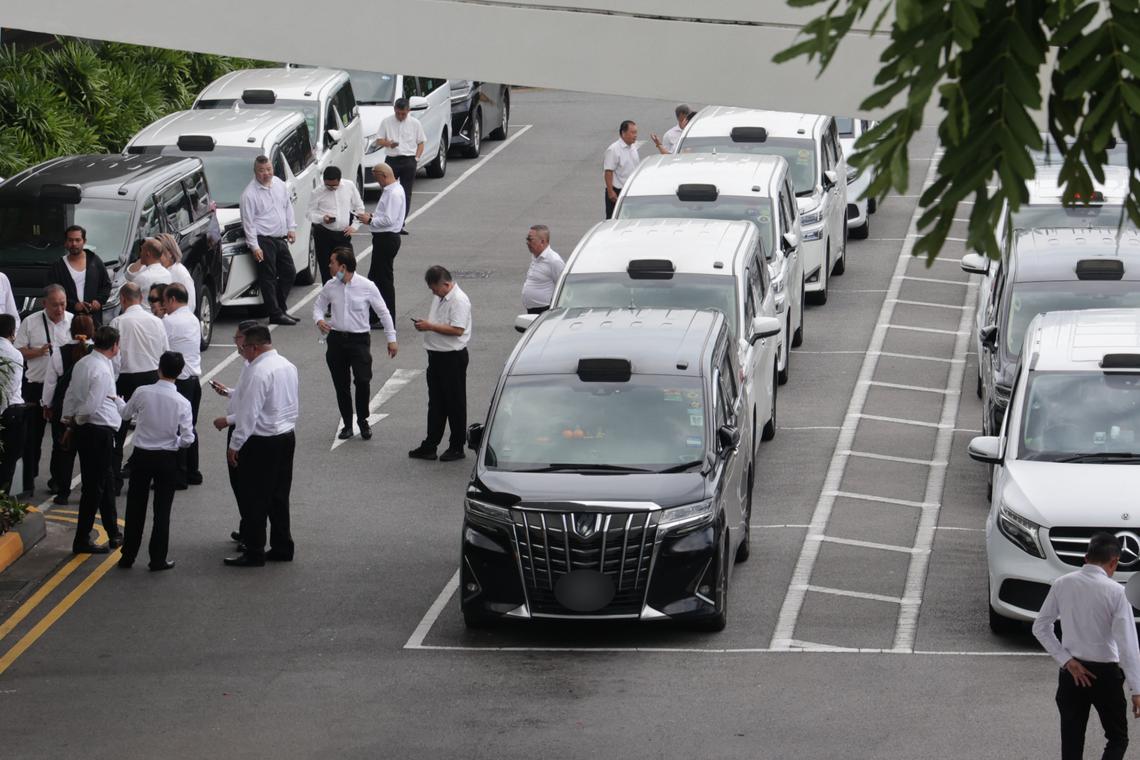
[
  {"xmin": 555, "ymin": 274, "xmax": 738, "ymax": 339},
  {"xmin": 678, "ymin": 136, "xmax": 817, "ymax": 194},
  {"xmin": 1004, "ymin": 281, "xmax": 1140, "ymax": 358},
  {"xmin": 0, "ymin": 200, "xmax": 131, "ymax": 266},
  {"xmin": 485, "ymin": 375, "xmax": 708, "ymax": 471},
  {"xmin": 617, "ymin": 196, "xmax": 774, "ymax": 260},
  {"xmin": 345, "ymin": 71, "xmax": 396, "ymax": 104},
  {"xmin": 1020, "ymin": 371, "xmax": 1140, "ymax": 461}
]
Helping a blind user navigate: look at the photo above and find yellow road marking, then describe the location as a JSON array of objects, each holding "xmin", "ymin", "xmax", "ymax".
[{"xmin": 0, "ymin": 554, "xmax": 89, "ymax": 642}]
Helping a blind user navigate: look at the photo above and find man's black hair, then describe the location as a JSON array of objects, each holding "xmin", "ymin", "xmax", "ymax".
[
  {"xmin": 93, "ymin": 326, "xmax": 119, "ymax": 351},
  {"xmin": 159, "ymin": 351, "xmax": 185, "ymax": 379},
  {"xmin": 323, "ymin": 165, "xmax": 342, "ymax": 181},
  {"xmin": 424, "ymin": 265, "xmax": 452, "ymax": 286},
  {"xmin": 1088, "ymin": 532, "xmax": 1122, "ymax": 564},
  {"xmin": 619, "ymin": 120, "xmax": 636, "ymax": 135}
]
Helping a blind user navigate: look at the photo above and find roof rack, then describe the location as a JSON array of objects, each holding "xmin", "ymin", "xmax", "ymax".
[
  {"xmin": 1075, "ymin": 259, "xmax": 1123, "ymax": 280},
  {"xmin": 177, "ymin": 135, "xmax": 216, "ymax": 151},
  {"xmin": 627, "ymin": 259, "xmax": 676, "ymax": 280},
  {"xmin": 676, "ymin": 183, "xmax": 718, "ymax": 202},
  {"xmin": 577, "ymin": 358, "xmax": 631, "ymax": 382},
  {"xmin": 1101, "ymin": 353, "xmax": 1140, "ymax": 370},
  {"xmin": 241, "ymin": 89, "xmax": 276, "ymax": 105},
  {"xmin": 730, "ymin": 127, "xmax": 767, "ymax": 143}
]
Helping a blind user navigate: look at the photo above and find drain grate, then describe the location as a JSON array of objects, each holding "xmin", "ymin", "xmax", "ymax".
[{"xmin": 450, "ymin": 270, "xmax": 495, "ymax": 280}]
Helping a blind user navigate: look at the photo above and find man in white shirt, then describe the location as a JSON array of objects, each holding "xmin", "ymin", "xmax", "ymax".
[
  {"xmin": 110, "ymin": 283, "xmax": 169, "ymax": 491},
  {"xmin": 118, "ymin": 351, "xmax": 193, "ymax": 572},
  {"xmin": 373, "ymin": 97, "xmax": 426, "ymax": 230},
  {"xmin": 1033, "ymin": 533, "xmax": 1140, "ymax": 760},
  {"xmin": 314, "ymin": 248, "xmax": 397, "ymax": 440},
  {"xmin": 521, "ymin": 225, "xmax": 565, "ymax": 314},
  {"xmin": 652, "ymin": 104, "xmax": 694, "ymax": 155},
  {"xmin": 15, "ymin": 284, "xmax": 73, "ymax": 498},
  {"xmin": 239, "ymin": 155, "xmax": 298, "ymax": 325},
  {"xmin": 225, "ymin": 325, "xmax": 299, "ymax": 567},
  {"xmin": 162, "ymin": 283, "xmax": 203, "ymax": 488},
  {"xmin": 603, "ymin": 120, "xmax": 641, "ymax": 219},
  {"xmin": 61, "ymin": 325, "xmax": 125, "ymax": 554},
  {"xmin": 0, "ymin": 272, "xmax": 19, "ymax": 329},
  {"xmin": 0, "ymin": 315, "xmax": 25, "ymax": 495},
  {"xmin": 359, "ymin": 163, "xmax": 406, "ymax": 320},
  {"xmin": 306, "ymin": 166, "xmax": 365, "ymax": 284},
  {"xmin": 410, "ymin": 266, "xmax": 471, "ymax": 462},
  {"xmin": 126, "ymin": 238, "xmax": 172, "ymax": 296}
]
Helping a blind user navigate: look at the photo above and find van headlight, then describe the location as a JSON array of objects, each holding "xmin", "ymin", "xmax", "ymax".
[
  {"xmin": 465, "ymin": 497, "xmax": 512, "ymax": 524},
  {"xmin": 996, "ymin": 503, "xmax": 1044, "ymax": 559},
  {"xmin": 846, "ymin": 165, "xmax": 860, "ymax": 184},
  {"xmin": 803, "ymin": 227, "xmax": 823, "ymax": 242},
  {"xmin": 659, "ymin": 499, "xmax": 714, "ymax": 531},
  {"xmin": 365, "ymin": 134, "xmax": 383, "ymax": 155},
  {"xmin": 800, "ymin": 204, "xmax": 823, "ymax": 226}
]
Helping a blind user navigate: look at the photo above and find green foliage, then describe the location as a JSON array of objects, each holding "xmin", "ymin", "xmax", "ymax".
[
  {"xmin": 777, "ymin": 0, "xmax": 1140, "ymax": 262},
  {"xmin": 0, "ymin": 492, "xmax": 29, "ymax": 535},
  {"xmin": 0, "ymin": 37, "xmax": 269, "ymax": 178}
]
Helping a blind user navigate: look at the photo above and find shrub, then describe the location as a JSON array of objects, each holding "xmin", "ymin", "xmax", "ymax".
[{"xmin": 0, "ymin": 493, "xmax": 28, "ymax": 535}]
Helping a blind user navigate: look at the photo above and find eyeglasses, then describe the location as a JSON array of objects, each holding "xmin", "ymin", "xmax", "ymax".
[{"xmin": 148, "ymin": 297, "xmax": 162, "ymax": 303}]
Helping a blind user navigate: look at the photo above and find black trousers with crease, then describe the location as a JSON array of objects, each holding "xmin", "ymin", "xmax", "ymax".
[
  {"xmin": 236, "ymin": 432, "xmax": 295, "ymax": 559},
  {"xmin": 312, "ymin": 224, "xmax": 351, "ymax": 285},
  {"xmin": 1056, "ymin": 660, "xmax": 1129, "ymax": 760},
  {"xmin": 74, "ymin": 424, "xmax": 119, "ymax": 549},
  {"xmin": 121, "ymin": 448, "xmax": 178, "ymax": 566},
  {"xmin": 174, "ymin": 376, "xmax": 201, "ymax": 485},
  {"xmin": 255, "ymin": 235, "xmax": 296, "ymax": 318},
  {"xmin": 369, "ymin": 231, "xmax": 401, "ymax": 320},
  {"xmin": 326, "ymin": 331, "xmax": 372, "ymax": 429},
  {"xmin": 424, "ymin": 348, "xmax": 468, "ymax": 451}
]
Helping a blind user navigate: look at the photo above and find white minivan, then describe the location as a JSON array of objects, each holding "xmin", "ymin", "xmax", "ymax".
[
  {"xmin": 355, "ymin": 73, "xmax": 452, "ymax": 190},
  {"xmin": 613, "ymin": 153, "xmax": 805, "ymax": 384},
  {"xmin": 126, "ymin": 109, "xmax": 324, "ymax": 307},
  {"xmin": 677, "ymin": 108, "xmax": 848, "ymax": 305},
  {"xmin": 835, "ymin": 116, "xmax": 876, "ymax": 239}
]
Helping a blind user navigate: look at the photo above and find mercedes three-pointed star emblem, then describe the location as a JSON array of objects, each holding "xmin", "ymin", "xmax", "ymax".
[{"xmin": 1115, "ymin": 531, "xmax": 1140, "ymax": 567}]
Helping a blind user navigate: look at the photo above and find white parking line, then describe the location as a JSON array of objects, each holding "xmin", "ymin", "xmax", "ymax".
[
  {"xmin": 329, "ymin": 368, "xmax": 422, "ymax": 451},
  {"xmin": 403, "ymin": 644, "xmax": 1047, "ymax": 655},
  {"xmin": 404, "ymin": 569, "xmax": 459, "ymax": 650},
  {"xmin": 888, "ymin": 299, "xmax": 971, "ymax": 311},
  {"xmin": 877, "ymin": 351, "xmax": 964, "ymax": 364},
  {"xmin": 895, "ymin": 275, "xmax": 969, "ymax": 286},
  {"xmin": 778, "ymin": 425, "xmax": 842, "ymax": 431},
  {"xmin": 803, "ymin": 585, "xmax": 905, "ymax": 605},
  {"xmin": 865, "ymin": 380, "xmax": 958, "ymax": 395},
  {"xmin": 843, "ymin": 450, "xmax": 947, "ymax": 466},
  {"xmin": 886, "ymin": 324, "xmax": 968, "ymax": 336},
  {"xmin": 827, "ymin": 491, "xmax": 935, "ymax": 509},
  {"xmin": 815, "ymin": 535, "xmax": 926, "ymax": 554}
]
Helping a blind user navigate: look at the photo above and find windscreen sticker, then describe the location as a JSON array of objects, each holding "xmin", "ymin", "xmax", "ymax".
[
  {"xmin": 689, "ymin": 414, "xmax": 704, "ymax": 427},
  {"xmin": 684, "ymin": 390, "xmax": 701, "ymax": 400},
  {"xmin": 686, "ymin": 436, "xmax": 703, "ymax": 448},
  {"xmin": 797, "ymin": 150, "xmax": 812, "ymax": 163},
  {"xmin": 663, "ymin": 389, "xmax": 683, "ymax": 402},
  {"xmin": 688, "ymin": 400, "xmax": 703, "ymax": 410}
]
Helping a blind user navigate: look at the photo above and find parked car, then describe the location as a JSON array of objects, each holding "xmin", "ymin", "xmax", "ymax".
[
  {"xmin": 448, "ymin": 80, "xmax": 510, "ymax": 157},
  {"xmin": 968, "ymin": 308, "xmax": 1140, "ymax": 633},
  {"xmin": 613, "ymin": 153, "xmax": 805, "ymax": 384},
  {"xmin": 677, "ymin": 108, "xmax": 848, "ymax": 305},
  {"xmin": 125, "ymin": 108, "xmax": 322, "ymax": 306},
  {"xmin": 462, "ymin": 307, "xmax": 775, "ymax": 629},
  {"xmin": 0, "ymin": 154, "xmax": 223, "ymax": 347},
  {"xmin": 355, "ymin": 73, "xmax": 451, "ymax": 190},
  {"xmin": 835, "ymin": 116, "xmax": 876, "ymax": 238}
]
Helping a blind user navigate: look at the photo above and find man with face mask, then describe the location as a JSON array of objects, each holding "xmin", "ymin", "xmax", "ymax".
[{"xmin": 312, "ymin": 247, "xmax": 397, "ymax": 440}]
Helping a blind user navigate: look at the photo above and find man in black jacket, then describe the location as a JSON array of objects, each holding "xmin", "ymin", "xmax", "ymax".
[{"xmin": 46, "ymin": 225, "xmax": 112, "ymax": 326}]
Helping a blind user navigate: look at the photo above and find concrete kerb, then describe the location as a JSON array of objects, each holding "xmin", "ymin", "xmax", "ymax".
[{"xmin": 0, "ymin": 507, "xmax": 46, "ymax": 574}]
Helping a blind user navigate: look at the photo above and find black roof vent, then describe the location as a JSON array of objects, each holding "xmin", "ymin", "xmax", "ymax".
[
  {"xmin": 730, "ymin": 127, "xmax": 768, "ymax": 143},
  {"xmin": 577, "ymin": 358, "xmax": 631, "ymax": 382},
  {"xmin": 1076, "ymin": 259, "xmax": 1123, "ymax": 280},
  {"xmin": 241, "ymin": 89, "xmax": 276, "ymax": 105},
  {"xmin": 676, "ymin": 183, "xmax": 718, "ymax": 202},
  {"xmin": 177, "ymin": 135, "xmax": 216, "ymax": 151},
  {"xmin": 1101, "ymin": 353, "xmax": 1140, "ymax": 370},
  {"xmin": 627, "ymin": 259, "xmax": 675, "ymax": 280},
  {"xmin": 125, "ymin": 145, "xmax": 146, "ymax": 155},
  {"xmin": 39, "ymin": 183, "xmax": 82, "ymax": 203}
]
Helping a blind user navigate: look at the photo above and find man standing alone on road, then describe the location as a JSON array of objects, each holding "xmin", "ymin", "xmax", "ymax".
[
  {"xmin": 46, "ymin": 225, "xmax": 111, "ymax": 326},
  {"xmin": 373, "ymin": 97, "xmax": 425, "ymax": 232},
  {"xmin": 359, "ymin": 163, "xmax": 406, "ymax": 321},
  {"xmin": 410, "ymin": 266, "xmax": 471, "ymax": 462},
  {"xmin": 307, "ymin": 166, "xmax": 365, "ymax": 284},
  {"xmin": 603, "ymin": 120, "xmax": 641, "ymax": 219},
  {"xmin": 313, "ymin": 247, "xmax": 397, "ymax": 441},
  {"xmin": 162, "ymin": 283, "xmax": 203, "ymax": 488},
  {"xmin": 240, "ymin": 155, "xmax": 298, "ymax": 325},
  {"xmin": 225, "ymin": 325, "xmax": 299, "ymax": 567},
  {"xmin": 118, "ymin": 351, "xmax": 193, "ymax": 571},
  {"xmin": 521, "ymin": 225, "xmax": 564, "ymax": 315},
  {"xmin": 1033, "ymin": 532, "xmax": 1140, "ymax": 760}
]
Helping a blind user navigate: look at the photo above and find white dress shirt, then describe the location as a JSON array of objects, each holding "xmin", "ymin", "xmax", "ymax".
[
  {"xmin": 424, "ymin": 284, "xmax": 472, "ymax": 352},
  {"xmin": 368, "ymin": 183, "xmax": 406, "ymax": 233},
  {"xmin": 0, "ymin": 337, "xmax": 23, "ymax": 412},
  {"xmin": 0, "ymin": 273, "xmax": 20, "ymax": 328},
  {"xmin": 661, "ymin": 125, "xmax": 683, "ymax": 154},
  {"xmin": 521, "ymin": 247, "xmax": 565, "ymax": 309},
  {"xmin": 377, "ymin": 115, "xmax": 427, "ymax": 158},
  {"xmin": 603, "ymin": 138, "xmax": 641, "ymax": 189},
  {"xmin": 313, "ymin": 274, "xmax": 396, "ymax": 341},
  {"xmin": 230, "ymin": 349, "xmax": 299, "ymax": 450},
  {"xmin": 127, "ymin": 262, "xmax": 172, "ymax": 297},
  {"xmin": 15, "ymin": 309, "xmax": 73, "ymax": 382},
  {"xmin": 163, "ymin": 306, "xmax": 202, "ymax": 378},
  {"xmin": 167, "ymin": 262, "xmax": 196, "ymax": 309},
  {"xmin": 122, "ymin": 380, "xmax": 194, "ymax": 451},
  {"xmin": 224, "ymin": 359, "xmax": 250, "ymax": 427},
  {"xmin": 62, "ymin": 351, "xmax": 125, "ymax": 428},
  {"xmin": 240, "ymin": 176, "xmax": 297, "ymax": 243},
  {"xmin": 111, "ymin": 304, "xmax": 169, "ymax": 374},
  {"xmin": 307, "ymin": 181, "xmax": 366, "ymax": 232},
  {"xmin": 1033, "ymin": 564, "xmax": 1140, "ymax": 694},
  {"xmin": 42, "ymin": 340, "xmax": 90, "ymax": 410}
]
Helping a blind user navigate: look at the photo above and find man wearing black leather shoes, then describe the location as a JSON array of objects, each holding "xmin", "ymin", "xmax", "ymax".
[
  {"xmin": 240, "ymin": 155, "xmax": 298, "ymax": 326},
  {"xmin": 313, "ymin": 248, "xmax": 397, "ymax": 441},
  {"xmin": 61, "ymin": 326, "xmax": 125, "ymax": 554},
  {"xmin": 224, "ymin": 325, "xmax": 299, "ymax": 567}
]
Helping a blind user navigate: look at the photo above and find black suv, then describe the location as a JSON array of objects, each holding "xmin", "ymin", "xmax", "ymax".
[
  {"xmin": 462, "ymin": 307, "xmax": 762, "ymax": 631},
  {"xmin": 449, "ymin": 81, "xmax": 509, "ymax": 158},
  {"xmin": 0, "ymin": 154, "xmax": 224, "ymax": 348}
]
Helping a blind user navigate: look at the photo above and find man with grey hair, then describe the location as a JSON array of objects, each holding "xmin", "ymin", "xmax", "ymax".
[
  {"xmin": 652, "ymin": 104, "xmax": 694, "ymax": 154},
  {"xmin": 14, "ymin": 283, "xmax": 72, "ymax": 498},
  {"xmin": 521, "ymin": 225, "xmax": 564, "ymax": 315}
]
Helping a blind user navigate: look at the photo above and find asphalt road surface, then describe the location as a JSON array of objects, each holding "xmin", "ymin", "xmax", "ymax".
[{"xmin": 0, "ymin": 90, "xmax": 1070, "ymax": 759}]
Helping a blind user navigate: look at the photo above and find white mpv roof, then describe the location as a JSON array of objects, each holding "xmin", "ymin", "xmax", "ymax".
[
  {"xmin": 683, "ymin": 106, "xmax": 827, "ymax": 141},
  {"xmin": 1027, "ymin": 165, "xmax": 1134, "ymax": 204},
  {"xmin": 621, "ymin": 154, "xmax": 788, "ymax": 198},
  {"xmin": 566, "ymin": 219, "xmax": 757, "ymax": 276},
  {"xmin": 1028, "ymin": 309, "xmax": 1140, "ymax": 372},
  {"xmin": 196, "ymin": 67, "xmax": 347, "ymax": 103},
  {"xmin": 128, "ymin": 109, "xmax": 302, "ymax": 149}
]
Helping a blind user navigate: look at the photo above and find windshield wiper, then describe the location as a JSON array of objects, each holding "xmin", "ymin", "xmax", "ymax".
[
  {"xmin": 1053, "ymin": 452, "xmax": 1140, "ymax": 464},
  {"xmin": 794, "ymin": 189, "xmax": 814, "ymax": 198},
  {"xmin": 522, "ymin": 463, "xmax": 652, "ymax": 473},
  {"xmin": 657, "ymin": 460, "xmax": 703, "ymax": 473}
]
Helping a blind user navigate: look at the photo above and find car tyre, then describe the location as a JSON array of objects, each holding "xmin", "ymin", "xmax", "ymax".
[
  {"xmin": 735, "ymin": 466, "xmax": 753, "ymax": 564},
  {"xmin": 777, "ymin": 313, "xmax": 791, "ymax": 386},
  {"xmin": 196, "ymin": 281, "xmax": 215, "ymax": 351},
  {"xmin": 693, "ymin": 531, "xmax": 729, "ymax": 632},
  {"xmin": 833, "ymin": 228, "xmax": 847, "ymax": 275},
  {"xmin": 989, "ymin": 600, "xmax": 1021, "ymax": 635},
  {"xmin": 294, "ymin": 233, "xmax": 317, "ymax": 285},
  {"xmin": 850, "ymin": 217, "xmax": 870, "ymax": 240},
  {"xmin": 488, "ymin": 91, "xmax": 509, "ymax": 140},
  {"xmin": 807, "ymin": 249, "xmax": 830, "ymax": 306},
  {"xmin": 761, "ymin": 370, "xmax": 777, "ymax": 442},
  {"xmin": 868, "ymin": 196, "xmax": 877, "ymax": 214},
  {"xmin": 976, "ymin": 372, "xmax": 983, "ymax": 399},
  {"xmin": 426, "ymin": 132, "xmax": 448, "ymax": 178},
  {"xmin": 462, "ymin": 110, "xmax": 482, "ymax": 158},
  {"xmin": 792, "ymin": 278, "xmax": 805, "ymax": 347}
]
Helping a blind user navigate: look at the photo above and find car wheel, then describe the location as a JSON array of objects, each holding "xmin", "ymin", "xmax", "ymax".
[
  {"xmin": 777, "ymin": 313, "xmax": 790, "ymax": 386},
  {"xmin": 988, "ymin": 587, "xmax": 1020, "ymax": 635},
  {"xmin": 976, "ymin": 372, "xmax": 983, "ymax": 399},
  {"xmin": 426, "ymin": 132, "xmax": 448, "ymax": 178},
  {"xmin": 808, "ymin": 249, "xmax": 829, "ymax": 305},
  {"xmin": 462, "ymin": 110, "xmax": 482, "ymax": 158},
  {"xmin": 488, "ymin": 92, "xmax": 509, "ymax": 140},
  {"xmin": 792, "ymin": 277, "xmax": 805, "ymax": 347},
  {"xmin": 197, "ymin": 281, "xmax": 215, "ymax": 351},
  {"xmin": 735, "ymin": 466, "xmax": 753, "ymax": 563},
  {"xmin": 294, "ymin": 233, "xmax": 317, "ymax": 285},
  {"xmin": 833, "ymin": 228, "xmax": 847, "ymax": 275},
  {"xmin": 761, "ymin": 371, "xmax": 777, "ymax": 442},
  {"xmin": 693, "ymin": 531, "xmax": 729, "ymax": 632},
  {"xmin": 850, "ymin": 217, "xmax": 870, "ymax": 240},
  {"xmin": 868, "ymin": 196, "xmax": 877, "ymax": 214}
]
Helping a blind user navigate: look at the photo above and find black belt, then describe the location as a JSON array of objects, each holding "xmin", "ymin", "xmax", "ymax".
[{"xmin": 329, "ymin": 329, "xmax": 370, "ymax": 337}]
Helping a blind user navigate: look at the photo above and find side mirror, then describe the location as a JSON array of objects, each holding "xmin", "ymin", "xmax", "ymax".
[
  {"xmin": 326, "ymin": 128, "xmax": 342, "ymax": 144},
  {"xmin": 514, "ymin": 313, "xmax": 538, "ymax": 333},
  {"xmin": 717, "ymin": 425, "xmax": 740, "ymax": 450},
  {"xmin": 822, "ymin": 170, "xmax": 838, "ymax": 190},
  {"xmin": 749, "ymin": 316, "xmax": 781, "ymax": 345},
  {"xmin": 467, "ymin": 423, "xmax": 484, "ymax": 451},
  {"xmin": 408, "ymin": 96, "xmax": 429, "ymax": 112},
  {"xmin": 781, "ymin": 231, "xmax": 799, "ymax": 252},
  {"xmin": 967, "ymin": 436, "xmax": 1003, "ymax": 465},
  {"xmin": 960, "ymin": 253, "xmax": 990, "ymax": 275},
  {"xmin": 980, "ymin": 324, "xmax": 998, "ymax": 350}
]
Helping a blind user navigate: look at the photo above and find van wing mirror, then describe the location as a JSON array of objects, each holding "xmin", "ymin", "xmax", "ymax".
[
  {"xmin": 327, "ymin": 128, "xmax": 342, "ymax": 144},
  {"xmin": 822, "ymin": 170, "xmax": 839, "ymax": 190},
  {"xmin": 749, "ymin": 316, "xmax": 781, "ymax": 345},
  {"xmin": 960, "ymin": 253, "xmax": 990, "ymax": 275},
  {"xmin": 514, "ymin": 313, "xmax": 538, "ymax": 334},
  {"xmin": 980, "ymin": 324, "xmax": 998, "ymax": 350},
  {"xmin": 717, "ymin": 425, "xmax": 740, "ymax": 450},
  {"xmin": 967, "ymin": 436, "xmax": 1003, "ymax": 465},
  {"xmin": 782, "ymin": 231, "xmax": 799, "ymax": 252},
  {"xmin": 408, "ymin": 96, "xmax": 429, "ymax": 112},
  {"xmin": 467, "ymin": 423, "xmax": 485, "ymax": 450}
]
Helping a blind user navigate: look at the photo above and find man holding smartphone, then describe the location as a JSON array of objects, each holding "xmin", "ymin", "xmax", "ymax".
[
  {"xmin": 372, "ymin": 98, "xmax": 424, "ymax": 233},
  {"xmin": 306, "ymin": 166, "xmax": 366, "ymax": 284},
  {"xmin": 357, "ymin": 163, "xmax": 405, "ymax": 323}
]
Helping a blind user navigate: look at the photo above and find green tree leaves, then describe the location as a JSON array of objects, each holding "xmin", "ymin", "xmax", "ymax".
[{"xmin": 778, "ymin": 0, "xmax": 1140, "ymax": 263}]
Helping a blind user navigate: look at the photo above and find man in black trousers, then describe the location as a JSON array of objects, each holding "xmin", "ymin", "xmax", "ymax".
[
  {"xmin": 118, "ymin": 351, "xmax": 193, "ymax": 571},
  {"xmin": 210, "ymin": 320, "xmax": 259, "ymax": 547},
  {"xmin": 1033, "ymin": 532, "xmax": 1140, "ymax": 760},
  {"xmin": 0, "ymin": 314, "xmax": 25, "ymax": 495},
  {"xmin": 307, "ymin": 166, "xmax": 365, "ymax": 285},
  {"xmin": 360, "ymin": 163, "xmax": 406, "ymax": 322}
]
